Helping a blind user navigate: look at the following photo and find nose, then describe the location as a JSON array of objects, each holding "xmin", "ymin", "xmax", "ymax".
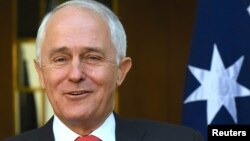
[{"xmin": 68, "ymin": 59, "xmax": 85, "ymax": 82}]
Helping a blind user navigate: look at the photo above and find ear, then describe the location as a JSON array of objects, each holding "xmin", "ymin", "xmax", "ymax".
[
  {"xmin": 34, "ymin": 60, "xmax": 45, "ymax": 89},
  {"xmin": 116, "ymin": 57, "xmax": 132, "ymax": 86}
]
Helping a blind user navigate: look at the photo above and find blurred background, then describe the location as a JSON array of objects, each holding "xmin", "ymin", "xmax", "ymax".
[{"xmin": 0, "ymin": 0, "xmax": 196, "ymax": 139}]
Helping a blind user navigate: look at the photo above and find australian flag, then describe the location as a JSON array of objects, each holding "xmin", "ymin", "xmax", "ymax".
[{"xmin": 182, "ymin": 0, "xmax": 250, "ymax": 140}]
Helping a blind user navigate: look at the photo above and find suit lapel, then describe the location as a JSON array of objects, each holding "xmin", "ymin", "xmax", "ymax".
[
  {"xmin": 36, "ymin": 117, "xmax": 55, "ymax": 141},
  {"xmin": 114, "ymin": 113, "xmax": 145, "ymax": 141}
]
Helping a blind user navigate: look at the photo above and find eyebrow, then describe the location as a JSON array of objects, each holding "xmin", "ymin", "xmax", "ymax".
[
  {"xmin": 84, "ymin": 47, "xmax": 105, "ymax": 55},
  {"xmin": 48, "ymin": 46, "xmax": 105, "ymax": 58},
  {"xmin": 48, "ymin": 46, "xmax": 70, "ymax": 58}
]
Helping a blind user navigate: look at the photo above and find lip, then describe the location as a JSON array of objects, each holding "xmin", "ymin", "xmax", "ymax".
[{"xmin": 63, "ymin": 90, "xmax": 93, "ymax": 98}]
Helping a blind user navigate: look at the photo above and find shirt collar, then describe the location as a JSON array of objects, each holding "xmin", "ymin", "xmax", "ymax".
[
  {"xmin": 53, "ymin": 113, "xmax": 116, "ymax": 141},
  {"xmin": 91, "ymin": 113, "xmax": 115, "ymax": 141}
]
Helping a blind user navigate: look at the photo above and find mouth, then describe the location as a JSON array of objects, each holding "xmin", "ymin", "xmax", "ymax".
[{"xmin": 65, "ymin": 90, "xmax": 92, "ymax": 96}]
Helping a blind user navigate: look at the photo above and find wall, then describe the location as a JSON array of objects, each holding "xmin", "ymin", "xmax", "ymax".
[
  {"xmin": 119, "ymin": 0, "xmax": 196, "ymax": 124},
  {"xmin": 0, "ymin": 0, "xmax": 15, "ymax": 138}
]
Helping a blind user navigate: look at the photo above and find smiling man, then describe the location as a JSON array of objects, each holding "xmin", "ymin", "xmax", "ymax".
[
  {"xmin": 35, "ymin": 2, "xmax": 127, "ymax": 137},
  {"xmin": 4, "ymin": 0, "xmax": 204, "ymax": 141}
]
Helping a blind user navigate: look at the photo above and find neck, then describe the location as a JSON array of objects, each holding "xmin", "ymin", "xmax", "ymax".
[{"xmin": 59, "ymin": 112, "xmax": 112, "ymax": 136}]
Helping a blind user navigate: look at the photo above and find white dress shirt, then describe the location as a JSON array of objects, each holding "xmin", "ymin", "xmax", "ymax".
[{"xmin": 53, "ymin": 113, "xmax": 116, "ymax": 141}]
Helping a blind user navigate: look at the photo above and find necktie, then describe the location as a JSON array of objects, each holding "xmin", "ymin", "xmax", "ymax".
[{"xmin": 75, "ymin": 135, "xmax": 101, "ymax": 141}]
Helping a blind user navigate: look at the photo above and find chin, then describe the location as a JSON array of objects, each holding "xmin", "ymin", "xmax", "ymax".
[{"xmin": 65, "ymin": 109, "xmax": 92, "ymax": 120}]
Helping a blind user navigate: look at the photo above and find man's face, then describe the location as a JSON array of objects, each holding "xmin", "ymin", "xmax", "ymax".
[{"xmin": 35, "ymin": 7, "xmax": 130, "ymax": 127}]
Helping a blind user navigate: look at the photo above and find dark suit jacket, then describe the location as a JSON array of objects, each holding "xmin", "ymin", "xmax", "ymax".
[{"xmin": 3, "ymin": 114, "xmax": 204, "ymax": 141}]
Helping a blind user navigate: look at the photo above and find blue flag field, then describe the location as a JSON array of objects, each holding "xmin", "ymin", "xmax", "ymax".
[{"xmin": 182, "ymin": 0, "xmax": 250, "ymax": 140}]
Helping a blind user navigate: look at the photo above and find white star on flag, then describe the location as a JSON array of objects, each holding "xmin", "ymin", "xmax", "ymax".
[{"xmin": 184, "ymin": 44, "xmax": 250, "ymax": 124}]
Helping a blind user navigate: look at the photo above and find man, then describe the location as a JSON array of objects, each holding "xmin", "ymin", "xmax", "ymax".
[{"xmin": 4, "ymin": 0, "xmax": 204, "ymax": 141}]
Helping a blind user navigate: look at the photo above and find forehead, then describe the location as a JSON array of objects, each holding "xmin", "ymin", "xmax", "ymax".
[
  {"xmin": 41, "ymin": 6, "xmax": 113, "ymax": 50},
  {"xmin": 48, "ymin": 6, "xmax": 108, "ymax": 32}
]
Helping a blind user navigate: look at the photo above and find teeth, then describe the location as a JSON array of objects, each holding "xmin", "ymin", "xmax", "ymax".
[{"xmin": 70, "ymin": 91, "xmax": 83, "ymax": 95}]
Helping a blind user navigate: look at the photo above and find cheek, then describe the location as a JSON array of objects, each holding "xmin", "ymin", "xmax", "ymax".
[
  {"xmin": 87, "ymin": 66, "xmax": 118, "ymax": 87},
  {"xmin": 88, "ymin": 67, "xmax": 117, "ymax": 110},
  {"xmin": 43, "ymin": 69, "xmax": 68, "ymax": 91},
  {"xmin": 42, "ymin": 69, "xmax": 69, "ymax": 110}
]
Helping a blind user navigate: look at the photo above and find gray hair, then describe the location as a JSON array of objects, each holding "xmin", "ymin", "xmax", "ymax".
[{"xmin": 36, "ymin": 0, "xmax": 127, "ymax": 64}]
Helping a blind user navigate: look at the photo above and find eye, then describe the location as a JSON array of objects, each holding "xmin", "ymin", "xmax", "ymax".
[
  {"xmin": 84, "ymin": 54, "xmax": 103, "ymax": 64},
  {"xmin": 55, "ymin": 57, "xmax": 66, "ymax": 62},
  {"xmin": 88, "ymin": 55, "xmax": 101, "ymax": 60},
  {"xmin": 53, "ymin": 56, "xmax": 69, "ymax": 65}
]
